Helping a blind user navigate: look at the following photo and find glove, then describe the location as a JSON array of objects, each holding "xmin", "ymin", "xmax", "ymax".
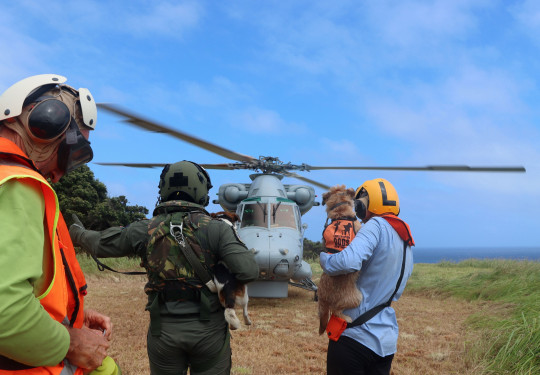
[{"xmin": 69, "ymin": 214, "xmax": 86, "ymax": 246}]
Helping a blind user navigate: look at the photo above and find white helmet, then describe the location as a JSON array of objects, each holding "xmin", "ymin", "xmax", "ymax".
[
  {"xmin": 0, "ymin": 74, "xmax": 97, "ymax": 172},
  {"xmin": 0, "ymin": 74, "xmax": 96, "ymax": 128}
]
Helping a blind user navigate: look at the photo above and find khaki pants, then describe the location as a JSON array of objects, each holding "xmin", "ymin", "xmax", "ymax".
[{"xmin": 147, "ymin": 312, "xmax": 231, "ymax": 375}]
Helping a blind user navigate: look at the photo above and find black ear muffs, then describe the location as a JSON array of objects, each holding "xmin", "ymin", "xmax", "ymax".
[
  {"xmin": 27, "ymin": 97, "xmax": 71, "ymax": 140},
  {"xmin": 354, "ymin": 199, "xmax": 367, "ymax": 221}
]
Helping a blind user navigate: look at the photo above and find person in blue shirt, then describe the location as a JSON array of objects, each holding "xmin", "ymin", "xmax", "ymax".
[{"xmin": 320, "ymin": 178, "xmax": 415, "ymax": 375}]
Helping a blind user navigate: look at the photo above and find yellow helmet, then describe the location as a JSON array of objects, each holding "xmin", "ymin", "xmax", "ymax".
[{"xmin": 355, "ymin": 178, "xmax": 399, "ymax": 216}]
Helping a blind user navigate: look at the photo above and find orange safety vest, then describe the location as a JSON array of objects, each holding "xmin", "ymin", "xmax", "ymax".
[
  {"xmin": 322, "ymin": 217, "xmax": 358, "ymax": 253},
  {"xmin": 0, "ymin": 138, "xmax": 86, "ymax": 375}
]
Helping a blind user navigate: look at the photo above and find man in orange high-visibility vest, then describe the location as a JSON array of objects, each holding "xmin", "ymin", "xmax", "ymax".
[{"xmin": 0, "ymin": 75, "xmax": 113, "ymax": 374}]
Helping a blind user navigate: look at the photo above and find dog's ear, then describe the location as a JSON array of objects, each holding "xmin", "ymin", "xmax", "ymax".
[
  {"xmin": 227, "ymin": 212, "xmax": 240, "ymax": 223},
  {"xmin": 322, "ymin": 191, "xmax": 331, "ymax": 206},
  {"xmin": 347, "ymin": 188, "xmax": 356, "ymax": 198},
  {"xmin": 211, "ymin": 211, "xmax": 240, "ymax": 223}
]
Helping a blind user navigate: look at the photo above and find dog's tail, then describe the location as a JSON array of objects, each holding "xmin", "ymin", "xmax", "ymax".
[
  {"xmin": 319, "ymin": 306, "xmax": 330, "ymax": 335},
  {"xmin": 225, "ymin": 308, "xmax": 241, "ymax": 330}
]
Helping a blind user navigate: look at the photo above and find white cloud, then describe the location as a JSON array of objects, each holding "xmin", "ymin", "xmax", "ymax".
[
  {"xmin": 121, "ymin": 1, "xmax": 203, "ymax": 38},
  {"xmin": 180, "ymin": 77, "xmax": 253, "ymax": 108},
  {"xmin": 364, "ymin": 0, "xmax": 488, "ymax": 47},
  {"xmin": 0, "ymin": 26, "xmax": 52, "ymax": 87},
  {"xmin": 319, "ymin": 138, "xmax": 363, "ymax": 159},
  {"xmin": 3, "ymin": 1, "xmax": 203, "ymax": 40},
  {"xmin": 510, "ymin": 0, "xmax": 540, "ymax": 41},
  {"xmin": 230, "ymin": 107, "xmax": 306, "ymax": 134}
]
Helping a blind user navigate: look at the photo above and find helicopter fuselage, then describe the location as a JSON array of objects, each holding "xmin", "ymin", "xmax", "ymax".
[{"xmin": 215, "ymin": 174, "xmax": 317, "ymax": 297}]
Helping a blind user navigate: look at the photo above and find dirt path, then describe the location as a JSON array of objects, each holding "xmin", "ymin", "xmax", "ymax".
[{"xmin": 84, "ymin": 275, "xmax": 484, "ymax": 374}]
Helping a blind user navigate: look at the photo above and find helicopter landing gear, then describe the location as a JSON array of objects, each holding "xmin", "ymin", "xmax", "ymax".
[{"xmin": 289, "ymin": 277, "xmax": 318, "ymax": 301}]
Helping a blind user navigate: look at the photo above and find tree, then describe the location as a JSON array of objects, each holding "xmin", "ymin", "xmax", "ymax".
[
  {"xmin": 303, "ymin": 238, "xmax": 325, "ymax": 260},
  {"xmin": 54, "ymin": 165, "xmax": 149, "ymax": 230}
]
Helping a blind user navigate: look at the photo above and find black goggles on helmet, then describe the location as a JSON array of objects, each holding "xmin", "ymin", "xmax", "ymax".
[{"xmin": 57, "ymin": 121, "xmax": 93, "ymax": 174}]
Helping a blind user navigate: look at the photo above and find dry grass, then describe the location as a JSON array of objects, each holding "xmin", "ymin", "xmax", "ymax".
[{"xmin": 84, "ymin": 273, "xmax": 490, "ymax": 375}]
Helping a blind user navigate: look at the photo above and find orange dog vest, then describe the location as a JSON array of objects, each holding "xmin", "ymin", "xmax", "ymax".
[{"xmin": 322, "ymin": 217, "xmax": 358, "ymax": 253}]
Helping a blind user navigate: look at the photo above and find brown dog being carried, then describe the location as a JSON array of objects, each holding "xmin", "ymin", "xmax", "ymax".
[{"xmin": 318, "ymin": 185, "xmax": 363, "ymax": 335}]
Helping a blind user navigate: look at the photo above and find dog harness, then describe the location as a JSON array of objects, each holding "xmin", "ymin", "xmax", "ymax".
[{"xmin": 322, "ymin": 215, "xmax": 358, "ymax": 254}]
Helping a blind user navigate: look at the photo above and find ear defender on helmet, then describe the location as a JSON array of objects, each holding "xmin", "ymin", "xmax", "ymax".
[
  {"xmin": 354, "ymin": 187, "xmax": 369, "ymax": 221},
  {"xmin": 354, "ymin": 197, "xmax": 367, "ymax": 221},
  {"xmin": 192, "ymin": 162, "xmax": 212, "ymax": 206},
  {"xmin": 24, "ymin": 95, "xmax": 72, "ymax": 141}
]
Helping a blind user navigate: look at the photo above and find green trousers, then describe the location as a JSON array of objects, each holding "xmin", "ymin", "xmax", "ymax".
[{"xmin": 147, "ymin": 312, "xmax": 231, "ymax": 375}]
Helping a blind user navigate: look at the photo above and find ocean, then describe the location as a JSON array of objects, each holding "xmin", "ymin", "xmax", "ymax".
[{"xmin": 413, "ymin": 247, "xmax": 540, "ymax": 264}]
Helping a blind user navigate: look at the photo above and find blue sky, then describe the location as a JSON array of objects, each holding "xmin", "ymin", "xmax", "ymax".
[{"xmin": 1, "ymin": 1, "xmax": 539, "ymax": 249}]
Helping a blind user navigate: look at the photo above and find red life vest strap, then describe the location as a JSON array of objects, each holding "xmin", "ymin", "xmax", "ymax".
[{"xmin": 380, "ymin": 214, "xmax": 415, "ymax": 247}]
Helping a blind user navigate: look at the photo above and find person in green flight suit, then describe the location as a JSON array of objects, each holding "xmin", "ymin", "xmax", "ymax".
[{"xmin": 69, "ymin": 160, "xmax": 259, "ymax": 375}]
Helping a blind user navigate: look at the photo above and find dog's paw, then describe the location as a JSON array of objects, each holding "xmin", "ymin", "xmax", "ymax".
[{"xmin": 225, "ymin": 308, "xmax": 241, "ymax": 330}]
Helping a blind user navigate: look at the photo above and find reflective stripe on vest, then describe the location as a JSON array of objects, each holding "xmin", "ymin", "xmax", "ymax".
[{"xmin": 0, "ymin": 138, "xmax": 85, "ymax": 375}]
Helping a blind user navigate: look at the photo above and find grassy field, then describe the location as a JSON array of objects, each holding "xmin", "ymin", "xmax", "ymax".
[
  {"xmin": 407, "ymin": 260, "xmax": 540, "ymax": 375},
  {"xmin": 79, "ymin": 255, "xmax": 540, "ymax": 374}
]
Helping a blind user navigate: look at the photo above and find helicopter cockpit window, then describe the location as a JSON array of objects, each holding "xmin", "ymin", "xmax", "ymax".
[
  {"xmin": 270, "ymin": 203, "xmax": 297, "ymax": 229},
  {"xmin": 240, "ymin": 202, "xmax": 267, "ymax": 228}
]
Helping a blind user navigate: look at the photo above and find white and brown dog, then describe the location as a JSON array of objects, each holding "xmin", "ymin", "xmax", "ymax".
[
  {"xmin": 318, "ymin": 185, "xmax": 362, "ymax": 335},
  {"xmin": 213, "ymin": 263, "xmax": 251, "ymax": 330},
  {"xmin": 210, "ymin": 211, "xmax": 251, "ymax": 330}
]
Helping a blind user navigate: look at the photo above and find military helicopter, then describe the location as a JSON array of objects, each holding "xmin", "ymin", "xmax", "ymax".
[{"xmin": 95, "ymin": 103, "xmax": 526, "ymax": 298}]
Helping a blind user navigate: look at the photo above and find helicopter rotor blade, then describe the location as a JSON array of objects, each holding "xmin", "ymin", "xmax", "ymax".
[
  {"xmin": 95, "ymin": 162, "xmax": 166, "ymax": 168},
  {"xmin": 306, "ymin": 165, "xmax": 526, "ymax": 173},
  {"xmin": 95, "ymin": 162, "xmax": 240, "ymax": 170},
  {"xmin": 97, "ymin": 103, "xmax": 256, "ymax": 163},
  {"xmin": 282, "ymin": 171, "xmax": 331, "ymax": 190}
]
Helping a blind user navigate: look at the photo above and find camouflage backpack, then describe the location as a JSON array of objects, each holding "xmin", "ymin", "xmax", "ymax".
[{"xmin": 143, "ymin": 201, "xmax": 217, "ymax": 295}]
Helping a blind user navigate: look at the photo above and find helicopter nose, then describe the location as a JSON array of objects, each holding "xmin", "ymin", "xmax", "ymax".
[{"xmin": 273, "ymin": 260, "xmax": 289, "ymax": 277}]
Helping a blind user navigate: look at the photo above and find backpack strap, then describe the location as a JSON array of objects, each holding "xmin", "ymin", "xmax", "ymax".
[
  {"xmin": 346, "ymin": 240, "xmax": 407, "ymax": 329},
  {"xmin": 169, "ymin": 213, "xmax": 217, "ymax": 293},
  {"xmin": 168, "ymin": 212, "xmax": 217, "ymax": 324},
  {"xmin": 89, "ymin": 253, "xmax": 146, "ymax": 275}
]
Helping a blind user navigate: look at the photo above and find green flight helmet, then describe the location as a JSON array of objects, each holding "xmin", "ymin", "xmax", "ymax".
[{"xmin": 158, "ymin": 161, "xmax": 213, "ymax": 206}]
